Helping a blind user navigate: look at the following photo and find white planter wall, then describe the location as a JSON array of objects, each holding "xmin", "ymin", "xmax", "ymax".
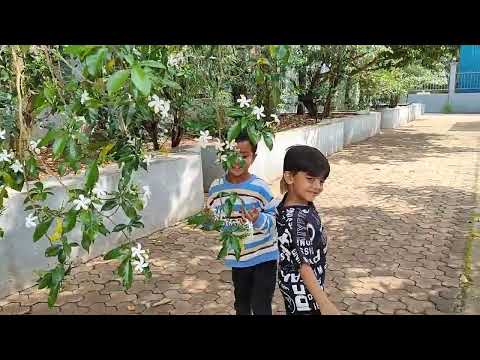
[
  {"xmin": 0, "ymin": 152, "xmax": 204, "ymax": 298},
  {"xmin": 201, "ymin": 119, "xmax": 345, "ymax": 189},
  {"xmin": 343, "ymin": 112, "xmax": 381, "ymax": 146},
  {"xmin": 380, "ymin": 106, "xmax": 412, "ymax": 129},
  {"xmin": 250, "ymin": 119, "xmax": 344, "ymax": 184}
]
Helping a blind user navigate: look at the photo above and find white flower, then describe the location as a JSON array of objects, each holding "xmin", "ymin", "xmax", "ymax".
[
  {"xmin": 168, "ymin": 53, "xmax": 184, "ymax": 68},
  {"xmin": 0, "ymin": 149, "xmax": 14, "ymax": 163},
  {"xmin": 252, "ymin": 105, "xmax": 265, "ymax": 120},
  {"xmin": 29, "ymin": 140, "xmax": 41, "ymax": 154},
  {"xmin": 148, "ymin": 95, "xmax": 170, "ymax": 118},
  {"xmin": 131, "ymin": 243, "xmax": 146, "ymax": 259},
  {"xmin": 0, "ymin": 128, "xmax": 5, "ymax": 140},
  {"xmin": 148, "ymin": 95, "xmax": 162, "ymax": 114},
  {"xmin": 142, "ymin": 185, "xmax": 152, "ymax": 207},
  {"xmin": 132, "ymin": 259, "xmax": 149, "ymax": 273},
  {"xmin": 25, "ymin": 213, "xmax": 38, "ymax": 229},
  {"xmin": 92, "ymin": 185, "xmax": 107, "ymax": 198},
  {"xmin": 209, "ymin": 56, "xmax": 217, "ymax": 60},
  {"xmin": 214, "ymin": 138, "xmax": 224, "ymax": 152},
  {"xmin": 236, "ymin": 94, "xmax": 252, "ymax": 108},
  {"xmin": 72, "ymin": 194, "xmax": 92, "ymax": 211},
  {"xmin": 225, "ymin": 140, "xmax": 237, "ymax": 151},
  {"xmin": 144, "ymin": 154, "xmax": 153, "ymax": 168},
  {"xmin": 216, "ymin": 154, "xmax": 228, "ymax": 164},
  {"xmin": 198, "ymin": 130, "xmax": 212, "ymax": 148},
  {"xmin": 270, "ymin": 114, "xmax": 280, "ymax": 125},
  {"xmin": 132, "ymin": 47, "xmax": 141, "ymax": 57},
  {"xmin": 80, "ymin": 90, "xmax": 91, "ymax": 105},
  {"xmin": 10, "ymin": 160, "xmax": 23, "ymax": 174}
]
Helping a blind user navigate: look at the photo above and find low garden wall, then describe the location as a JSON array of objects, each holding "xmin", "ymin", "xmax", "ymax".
[
  {"xmin": 0, "ymin": 151, "xmax": 204, "ymax": 298},
  {"xmin": 343, "ymin": 112, "xmax": 381, "ymax": 146}
]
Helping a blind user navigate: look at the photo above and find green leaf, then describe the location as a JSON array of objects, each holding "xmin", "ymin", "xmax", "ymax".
[
  {"xmin": 58, "ymin": 163, "xmax": 67, "ymax": 177},
  {"xmin": 112, "ymin": 224, "xmax": 127, "ymax": 233},
  {"xmin": 63, "ymin": 45, "xmax": 97, "ymax": 59},
  {"xmin": 101, "ymin": 199, "xmax": 117, "ymax": 212},
  {"xmin": 81, "ymin": 228, "xmax": 95, "ymax": 251},
  {"xmin": 65, "ymin": 138, "xmax": 79, "ymax": 163},
  {"xmin": 37, "ymin": 129, "xmax": 57, "ymax": 148},
  {"xmin": 240, "ymin": 116, "xmax": 249, "ymax": 129},
  {"xmin": 224, "ymin": 199, "xmax": 234, "ymax": 217},
  {"xmin": 25, "ymin": 157, "xmax": 39, "ymax": 179},
  {"xmin": 263, "ymin": 132, "xmax": 274, "ymax": 151},
  {"xmin": 160, "ymin": 78, "xmax": 181, "ymax": 90},
  {"xmin": 107, "ymin": 70, "xmax": 130, "ymax": 95},
  {"xmin": 85, "ymin": 161, "xmax": 99, "ymax": 192},
  {"xmin": 45, "ymin": 245, "xmax": 61, "ymax": 257},
  {"xmin": 50, "ymin": 218, "xmax": 64, "ymax": 242},
  {"xmin": 48, "ymin": 283, "xmax": 61, "ymax": 308},
  {"xmin": 1, "ymin": 171, "xmax": 15, "ymax": 188},
  {"xmin": 38, "ymin": 272, "xmax": 52, "ymax": 289},
  {"xmin": 122, "ymin": 203, "xmax": 137, "ymax": 219},
  {"xmin": 63, "ymin": 210, "xmax": 77, "ymax": 234},
  {"xmin": 98, "ymin": 143, "xmax": 114, "ymax": 164},
  {"xmin": 277, "ymin": 45, "xmax": 289, "ymax": 60},
  {"xmin": 97, "ymin": 222, "xmax": 109, "ymax": 236},
  {"xmin": 86, "ymin": 47, "xmax": 108, "ymax": 77},
  {"xmin": 131, "ymin": 65, "xmax": 151, "ymax": 96},
  {"xmin": 255, "ymin": 68, "xmax": 265, "ymax": 84},
  {"xmin": 141, "ymin": 60, "xmax": 166, "ymax": 69},
  {"xmin": 63, "ymin": 241, "xmax": 72, "ymax": 257},
  {"xmin": 118, "ymin": 258, "xmax": 133, "ymax": 289},
  {"xmin": 33, "ymin": 218, "xmax": 54, "ymax": 242},
  {"xmin": 247, "ymin": 125, "xmax": 259, "ymax": 145},
  {"xmin": 58, "ymin": 249, "xmax": 67, "ymax": 264},
  {"xmin": 104, "ymin": 246, "xmax": 129, "ymax": 260},
  {"xmin": 217, "ymin": 244, "xmax": 228, "ymax": 260},
  {"xmin": 227, "ymin": 121, "xmax": 242, "ymax": 142},
  {"xmin": 19, "ymin": 45, "xmax": 31, "ymax": 54},
  {"xmin": 52, "ymin": 134, "xmax": 68, "ymax": 159}
]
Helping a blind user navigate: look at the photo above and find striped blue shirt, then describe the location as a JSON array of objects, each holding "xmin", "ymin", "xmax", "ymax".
[{"xmin": 207, "ymin": 174, "xmax": 278, "ymax": 268}]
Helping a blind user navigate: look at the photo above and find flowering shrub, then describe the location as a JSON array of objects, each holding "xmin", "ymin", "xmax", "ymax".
[{"xmin": 189, "ymin": 95, "xmax": 278, "ymax": 260}]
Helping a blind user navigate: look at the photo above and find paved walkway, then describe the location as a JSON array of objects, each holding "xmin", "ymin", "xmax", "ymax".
[{"xmin": 0, "ymin": 114, "xmax": 479, "ymax": 315}]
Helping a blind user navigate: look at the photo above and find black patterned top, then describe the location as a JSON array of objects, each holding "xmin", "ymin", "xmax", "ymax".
[{"xmin": 276, "ymin": 195, "xmax": 328, "ymax": 314}]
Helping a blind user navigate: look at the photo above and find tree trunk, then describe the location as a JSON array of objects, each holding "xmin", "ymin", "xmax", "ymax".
[
  {"xmin": 144, "ymin": 121, "xmax": 160, "ymax": 150},
  {"xmin": 323, "ymin": 74, "xmax": 341, "ymax": 119},
  {"xmin": 296, "ymin": 102, "xmax": 305, "ymax": 115},
  {"xmin": 296, "ymin": 69, "xmax": 306, "ymax": 115},
  {"xmin": 11, "ymin": 46, "xmax": 29, "ymax": 160},
  {"xmin": 298, "ymin": 94, "xmax": 317, "ymax": 117},
  {"xmin": 343, "ymin": 76, "xmax": 352, "ymax": 110},
  {"xmin": 171, "ymin": 110, "xmax": 184, "ymax": 148}
]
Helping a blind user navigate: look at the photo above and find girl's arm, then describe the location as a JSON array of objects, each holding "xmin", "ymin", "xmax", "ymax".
[{"xmin": 299, "ymin": 264, "xmax": 340, "ymax": 315}]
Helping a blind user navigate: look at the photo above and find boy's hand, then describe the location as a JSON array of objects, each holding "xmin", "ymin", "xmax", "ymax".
[
  {"xmin": 242, "ymin": 208, "xmax": 260, "ymax": 224},
  {"xmin": 321, "ymin": 300, "xmax": 340, "ymax": 315}
]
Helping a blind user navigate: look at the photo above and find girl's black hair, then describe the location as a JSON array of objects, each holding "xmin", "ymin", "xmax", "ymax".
[{"xmin": 281, "ymin": 145, "xmax": 330, "ymax": 193}]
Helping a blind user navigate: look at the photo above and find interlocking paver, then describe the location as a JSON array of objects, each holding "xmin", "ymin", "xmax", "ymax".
[{"xmin": 1, "ymin": 115, "xmax": 477, "ymax": 315}]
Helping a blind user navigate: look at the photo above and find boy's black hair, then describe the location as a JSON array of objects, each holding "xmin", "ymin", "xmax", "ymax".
[
  {"xmin": 236, "ymin": 131, "xmax": 257, "ymax": 154},
  {"xmin": 283, "ymin": 145, "xmax": 330, "ymax": 179}
]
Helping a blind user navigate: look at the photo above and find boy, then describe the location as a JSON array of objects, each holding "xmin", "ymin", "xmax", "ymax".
[
  {"xmin": 207, "ymin": 132, "xmax": 278, "ymax": 315},
  {"xmin": 276, "ymin": 145, "xmax": 339, "ymax": 315}
]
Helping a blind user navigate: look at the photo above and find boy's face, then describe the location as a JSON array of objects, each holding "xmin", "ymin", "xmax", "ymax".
[
  {"xmin": 285, "ymin": 171, "xmax": 325, "ymax": 203},
  {"xmin": 228, "ymin": 140, "xmax": 255, "ymax": 178}
]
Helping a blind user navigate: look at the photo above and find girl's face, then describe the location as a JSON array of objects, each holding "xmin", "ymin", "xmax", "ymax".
[{"xmin": 284, "ymin": 171, "xmax": 325, "ymax": 203}]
